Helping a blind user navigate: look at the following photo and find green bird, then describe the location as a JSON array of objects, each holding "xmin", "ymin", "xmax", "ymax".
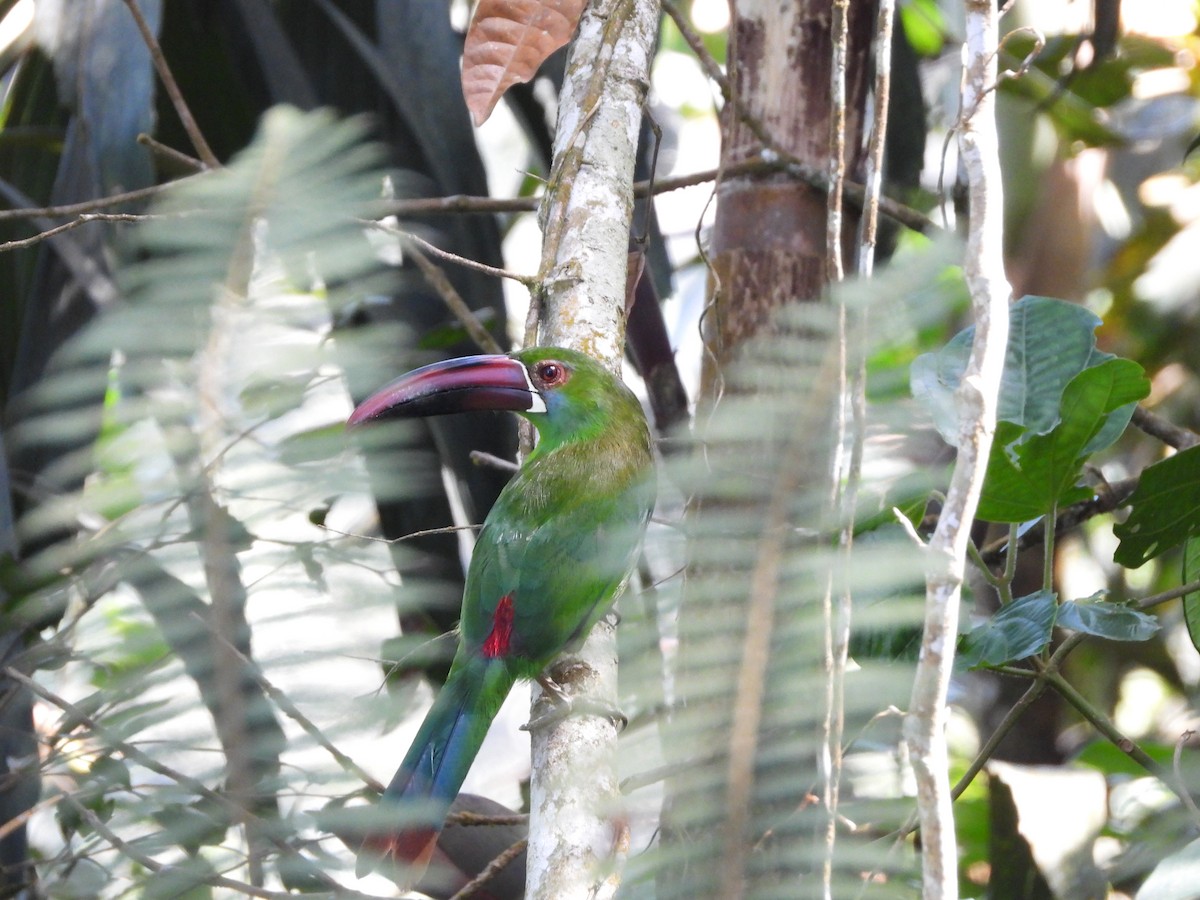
[{"xmin": 349, "ymin": 347, "xmax": 655, "ymax": 874}]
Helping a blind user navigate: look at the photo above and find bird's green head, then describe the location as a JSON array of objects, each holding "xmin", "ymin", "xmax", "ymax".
[{"xmin": 348, "ymin": 346, "xmax": 645, "ymax": 450}]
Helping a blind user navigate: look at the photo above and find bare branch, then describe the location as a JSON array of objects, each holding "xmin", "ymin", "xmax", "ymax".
[
  {"xmin": 60, "ymin": 795, "xmax": 295, "ymax": 900},
  {"xmin": 120, "ymin": 0, "xmax": 220, "ymax": 169},
  {"xmin": 469, "ymin": 450, "xmax": 522, "ymax": 473},
  {"xmin": 661, "ymin": 0, "xmax": 730, "ymax": 96},
  {"xmin": 827, "ymin": 0, "xmax": 849, "ymax": 284},
  {"xmin": 384, "ymin": 158, "xmax": 938, "ymax": 235},
  {"xmin": 524, "ymin": 0, "xmax": 658, "ymax": 895},
  {"xmin": 0, "ymin": 176, "xmax": 200, "ymax": 222},
  {"xmin": 857, "ymin": 0, "xmax": 896, "ymax": 277},
  {"xmin": 904, "ymin": 2, "xmax": 1012, "ymax": 898},
  {"xmin": 1132, "ymin": 405, "xmax": 1200, "ymax": 450},
  {"xmin": 400, "ymin": 238, "xmax": 506, "ymax": 355},
  {"xmin": 0, "ymin": 213, "xmax": 164, "ymax": 253},
  {"xmin": 138, "ymin": 132, "xmax": 207, "ymax": 172},
  {"xmin": 448, "ymin": 838, "xmax": 529, "ymax": 900},
  {"xmin": 398, "ymin": 227, "xmax": 534, "ymax": 286}
]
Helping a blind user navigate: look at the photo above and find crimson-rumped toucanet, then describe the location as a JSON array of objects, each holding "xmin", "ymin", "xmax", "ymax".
[{"xmin": 349, "ymin": 347, "xmax": 655, "ymax": 877}]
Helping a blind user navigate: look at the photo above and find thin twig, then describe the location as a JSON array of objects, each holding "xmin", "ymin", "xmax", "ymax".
[
  {"xmin": 120, "ymin": 0, "xmax": 220, "ymax": 169},
  {"xmin": 203, "ymin": 621, "xmax": 385, "ymax": 794},
  {"xmin": 1044, "ymin": 670, "xmax": 1195, "ymax": 810},
  {"xmin": 447, "ymin": 838, "xmax": 528, "ymax": 900},
  {"xmin": 384, "ymin": 157, "xmax": 938, "ymax": 235},
  {"xmin": 445, "ymin": 811, "xmax": 529, "ymax": 827},
  {"xmin": 399, "ymin": 238, "xmax": 505, "ymax": 355},
  {"xmin": 661, "ymin": 0, "xmax": 730, "ymax": 96},
  {"xmin": 363, "ymin": 221, "xmax": 535, "ymax": 287},
  {"xmin": 0, "ymin": 213, "xmax": 164, "ymax": 253},
  {"xmin": 320, "ymin": 523, "xmax": 482, "ymax": 545},
  {"xmin": 0, "ymin": 793, "xmax": 63, "ymax": 842},
  {"xmin": 827, "ymin": 0, "xmax": 849, "ymax": 285},
  {"xmin": 950, "ymin": 677, "xmax": 1048, "ymax": 801},
  {"xmin": 0, "ymin": 177, "xmax": 201, "ymax": 221},
  {"xmin": 1138, "ymin": 578, "xmax": 1200, "ymax": 611},
  {"xmin": 470, "ymin": 450, "xmax": 521, "ymax": 473},
  {"xmin": 821, "ymin": 5, "xmax": 851, "ymax": 895},
  {"xmin": 138, "ymin": 132, "xmax": 206, "ymax": 172},
  {"xmin": 857, "ymin": 0, "xmax": 895, "ymax": 277},
  {"xmin": 8, "ymin": 669, "xmax": 351, "ymax": 895},
  {"xmin": 60, "ymin": 794, "xmax": 296, "ymax": 900},
  {"xmin": 904, "ymin": 2, "xmax": 1012, "ymax": 896}
]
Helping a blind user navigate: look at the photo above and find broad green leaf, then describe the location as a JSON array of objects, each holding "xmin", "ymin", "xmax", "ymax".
[
  {"xmin": 1114, "ymin": 445, "xmax": 1200, "ymax": 568},
  {"xmin": 912, "ymin": 295, "xmax": 1112, "ymax": 448},
  {"xmin": 1184, "ymin": 536, "xmax": 1200, "ymax": 654},
  {"xmin": 1056, "ymin": 594, "xmax": 1160, "ymax": 642},
  {"xmin": 1074, "ymin": 739, "xmax": 1175, "ymax": 777},
  {"xmin": 976, "ymin": 359, "xmax": 1149, "ymax": 523},
  {"xmin": 958, "ymin": 590, "xmax": 1057, "ymax": 669},
  {"xmin": 899, "ymin": 0, "xmax": 945, "ymax": 57},
  {"xmin": 995, "ymin": 33, "xmax": 1156, "ymax": 147},
  {"xmin": 1136, "ymin": 837, "xmax": 1200, "ymax": 900}
]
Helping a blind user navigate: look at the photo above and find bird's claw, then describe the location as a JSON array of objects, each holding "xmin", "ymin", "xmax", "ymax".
[{"xmin": 521, "ymin": 675, "xmax": 627, "ymax": 733}]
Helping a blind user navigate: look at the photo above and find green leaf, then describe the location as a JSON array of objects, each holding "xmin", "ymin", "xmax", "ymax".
[
  {"xmin": 912, "ymin": 295, "xmax": 1113, "ymax": 448},
  {"xmin": 996, "ymin": 34, "xmax": 1131, "ymax": 147},
  {"xmin": 1114, "ymin": 445, "xmax": 1200, "ymax": 568},
  {"xmin": 1183, "ymin": 537, "xmax": 1200, "ymax": 654},
  {"xmin": 976, "ymin": 358, "xmax": 1149, "ymax": 522},
  {"xmin": 86, "ymin": 755, "xmax": 132, "ymax": 794},
  {"xmin": 898, "ymin": 0, "xmax": 945, "ymax": 57},
  {"xmin": 958, "ymin": 590, "xmax": 1057, "ymax": 669},
  {"xmin": 1056, "ymin": 593, "xmax": 1160, "ymax": 642},
  {"xmin": 1136, "ymin": 836, "xmax": 1200, "ymax": 900},
  {"xmin": 140, "ymin": 856, "xmax": 217, "ymax": 899},
  {"xmin": 150, "ymin": 803, "xmax": 229, "ymax": 857}
]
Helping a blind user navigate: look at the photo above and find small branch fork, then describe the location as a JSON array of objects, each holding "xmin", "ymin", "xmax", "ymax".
[{"xmin": 120, "ymin": 0, "xmax": 220, "ymax": 169}]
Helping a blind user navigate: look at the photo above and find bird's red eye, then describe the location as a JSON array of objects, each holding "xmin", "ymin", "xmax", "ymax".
[{"xmin": 534, "ymin": 361, "xmax": 569, "ymax": 387}]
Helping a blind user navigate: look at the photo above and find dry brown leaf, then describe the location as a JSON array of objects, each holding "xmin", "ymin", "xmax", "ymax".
[{"xmin": 462, "ymin": 0, "xmax": 586, "ymax": 127}]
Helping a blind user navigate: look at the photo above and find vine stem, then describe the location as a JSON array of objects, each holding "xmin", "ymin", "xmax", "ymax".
[
  {"xmin": 1044, "ymin": 671, "xmax": 1197, "ymax": 818},
  {"xmin": 903, "ymin": 2, "xmax": 1012, "ymax": 897},
  {"xmin": 951, "ymin": 678, "xmax": 1048, "ymax": 801}
]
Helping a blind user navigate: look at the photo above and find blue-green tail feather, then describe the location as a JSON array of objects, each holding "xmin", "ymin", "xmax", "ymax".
[{"xmin": 364, "ymin": 655, "xmax": 515, "ymax": 872}]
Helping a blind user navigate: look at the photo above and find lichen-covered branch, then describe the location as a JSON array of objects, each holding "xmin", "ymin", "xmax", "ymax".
[
  {"xmin": 903, "ymin": 1, "xmax": 1011, "ymax": 898},
  {"xmin": 525, "ymin": 0, "xmax": 659, "ymax": 897}
]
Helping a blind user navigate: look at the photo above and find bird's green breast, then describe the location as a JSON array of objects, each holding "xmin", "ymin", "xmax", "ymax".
[{"xmin": 459, "ymin": 412, "xmax": 654, "ymax": 674}]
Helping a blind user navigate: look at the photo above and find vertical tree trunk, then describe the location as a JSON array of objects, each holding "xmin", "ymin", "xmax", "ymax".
[
  {"xmin": 659, "ymin": 2, "xmax": 878, "ymax": 897},
  {"xmin": 526, "ymin": 1, "xmax": 659, "ymax": 897},
  {"xmin": 703, "ymin": 0, "xmax": 875, "ymax": 380}
]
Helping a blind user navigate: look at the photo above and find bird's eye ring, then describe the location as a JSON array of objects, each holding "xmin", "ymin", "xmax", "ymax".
[{"xmin": 534, "ymin": 361, "xmax": 569, "ymax": 387}]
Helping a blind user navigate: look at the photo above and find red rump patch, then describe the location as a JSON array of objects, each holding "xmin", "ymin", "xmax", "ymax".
[
  {"xmin": 360, "ymin": 826, "xmax": 437, "ymax": 878},
  {"xmin": 482, "ymin": 593, "xmax": 515, "ymax": 658}
]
